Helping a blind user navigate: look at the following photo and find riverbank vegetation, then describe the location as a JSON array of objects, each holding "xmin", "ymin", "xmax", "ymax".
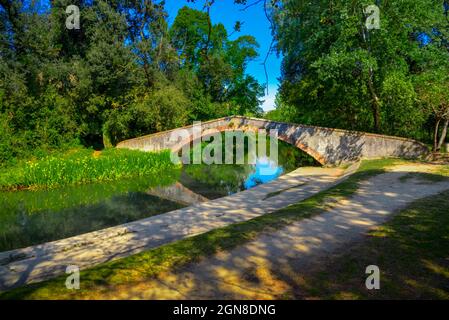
[
  {"xmin": 0, "ymin": 148, "xmax": 177, "ymax": 191},
  {"xmin": 1, "ymin": 169, "xmax": 180, "ymax": 215},
  {"xmin": 0, "ymin": 170, "xmax": 184, "ymax": 252}
]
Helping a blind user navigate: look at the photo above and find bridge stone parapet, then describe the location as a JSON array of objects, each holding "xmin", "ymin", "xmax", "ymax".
[{"xmin": 116, "ymin": 116, "xmax": 429, "ymax": 165}]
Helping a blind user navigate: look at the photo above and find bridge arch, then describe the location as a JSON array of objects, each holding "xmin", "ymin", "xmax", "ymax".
[
  {"xmin": 166, "ymin": 127, "xmax": 324, "ymax": 165},
  {"xmin": 116, "ymin": 116, "xmax": 429, "ymax": 166}
]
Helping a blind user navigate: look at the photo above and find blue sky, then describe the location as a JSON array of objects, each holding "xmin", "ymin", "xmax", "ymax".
[{"xmin": 165, "ymin": 0, "xmax": 281, "ymax": 111}]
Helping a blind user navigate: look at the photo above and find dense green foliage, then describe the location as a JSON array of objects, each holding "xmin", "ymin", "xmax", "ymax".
[
  {"xmin": 269, "ymin": 0, "xmax": 449, "ymax": 149},
  {"xmin": 0, "ymin": 148, "xmax": 177, "ymax": 190},
  {"xmin": 0, "ymin": 1, "xmax": 264, "ymax": 165}
]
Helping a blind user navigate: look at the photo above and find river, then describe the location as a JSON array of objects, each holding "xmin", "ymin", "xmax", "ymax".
[{"xmin": 0, "ymin": 139, "xmax": 318, "ymax": 252}]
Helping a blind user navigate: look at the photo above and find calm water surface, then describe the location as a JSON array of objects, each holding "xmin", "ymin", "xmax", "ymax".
[{"xmin": 0, "ymin": 139, "xmax": 318, "ymax": 251}]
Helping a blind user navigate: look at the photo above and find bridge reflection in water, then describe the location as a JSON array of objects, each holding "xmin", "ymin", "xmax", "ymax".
[
  {"xmin": 153, "ymin": 155, "xmax": 288, "ymax": 205},
  {"xmin": 147, "ymin": 182, "xmax": 209, "ymax": 206}
]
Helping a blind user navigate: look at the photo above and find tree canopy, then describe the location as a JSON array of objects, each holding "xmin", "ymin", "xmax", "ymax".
[
  {"xmin": 0, "ymin": 0, "xmax": 264, "ymax": 164},
  {"xmin": 271, "ymin": 0, "xmax": 449, "ymax": 149}
]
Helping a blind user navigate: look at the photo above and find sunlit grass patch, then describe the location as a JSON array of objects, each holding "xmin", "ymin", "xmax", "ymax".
[{"xmin": 435, "ymin": 165, "xmax": 449, "ymax": 177}]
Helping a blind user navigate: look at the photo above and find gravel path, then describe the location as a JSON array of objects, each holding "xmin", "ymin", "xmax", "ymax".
[{"xmin": 99, "ymin": 163, "xmax": 449, "ymax": 299}]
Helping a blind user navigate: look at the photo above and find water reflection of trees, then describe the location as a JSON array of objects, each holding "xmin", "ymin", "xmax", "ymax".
[
  {"xmin": 0, "ymin": 171, "xmax": 182, "ymax": 252},
  {"xmin": 181, "ymin": 137, "xmax": 320, "ymax": 199}
]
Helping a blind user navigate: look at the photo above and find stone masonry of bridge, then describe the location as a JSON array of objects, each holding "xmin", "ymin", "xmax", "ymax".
[{"xmin": 117, "ymin": 116, "xmax": 429, "ymax": 165}]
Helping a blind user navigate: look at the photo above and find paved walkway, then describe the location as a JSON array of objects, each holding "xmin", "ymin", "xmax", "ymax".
[
  {"xmin": 0, "ymin": 165, "xmax": 354, "ymax": 291},
  {"xmin": 91, "ymin": 163, "xmax": 449, "ymax": 299}
]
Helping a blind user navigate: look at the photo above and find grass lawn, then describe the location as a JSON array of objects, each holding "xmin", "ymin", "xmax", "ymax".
[
  {"xmin": 297, "ymin": 188, "xmax": 449, "ymax": 299},
  {"xmin": 1, "ymin": 158, "xmax": 447, "ymax": 300}
]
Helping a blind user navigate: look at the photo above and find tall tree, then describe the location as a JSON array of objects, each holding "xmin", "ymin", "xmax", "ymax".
[
  {"xmin": 0, "ymin": 1, "xmax": 265, "ymax": 163},
  {"xmin": 273, "ymin": 0, "xmax": 448, "ymax": 139}
]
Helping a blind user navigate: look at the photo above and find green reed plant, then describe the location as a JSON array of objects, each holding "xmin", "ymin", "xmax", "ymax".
[{"xmin": 0, "ymin": 148, "xmax": 178, "ymax": 191}]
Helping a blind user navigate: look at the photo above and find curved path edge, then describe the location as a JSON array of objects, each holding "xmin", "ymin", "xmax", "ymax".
[
  {"xmin": 0, "ymin": 163, "xmax": 359, "ymax": 292},
  {"xmin": 119, "ymin": 164, "xmax": 449, "ymax": 300}
]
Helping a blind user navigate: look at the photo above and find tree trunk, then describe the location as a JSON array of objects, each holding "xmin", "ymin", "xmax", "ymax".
[
  {"xmin": 434, "ymin": 118, "xmax": 441, "ymax": 152},
  {"xmin": 142, "ymin": 59, "xmax": 153, "ymax": 88},
  {"xmin": 367, "ymin": 68, "xmax": 381, "ymax": 133},
  {"xmin": 102, "ymin": 131, "xmax": 113, "ymax": 149},
  {"xmin": 203, "ymin": 4, "xmax": 213, "ymax": 62},
  {"xmin": 371, "ymin": 99, "xmax": 381, "ymax": 133},
  {"xmin": 437, "ymin": 119, "xmax": 449, "ymax": 151}
]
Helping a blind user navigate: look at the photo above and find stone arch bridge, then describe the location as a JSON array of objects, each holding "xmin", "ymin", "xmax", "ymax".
[{"xmin": 116, "ymin": 116, "xmax": 429, "ymax": 166}]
